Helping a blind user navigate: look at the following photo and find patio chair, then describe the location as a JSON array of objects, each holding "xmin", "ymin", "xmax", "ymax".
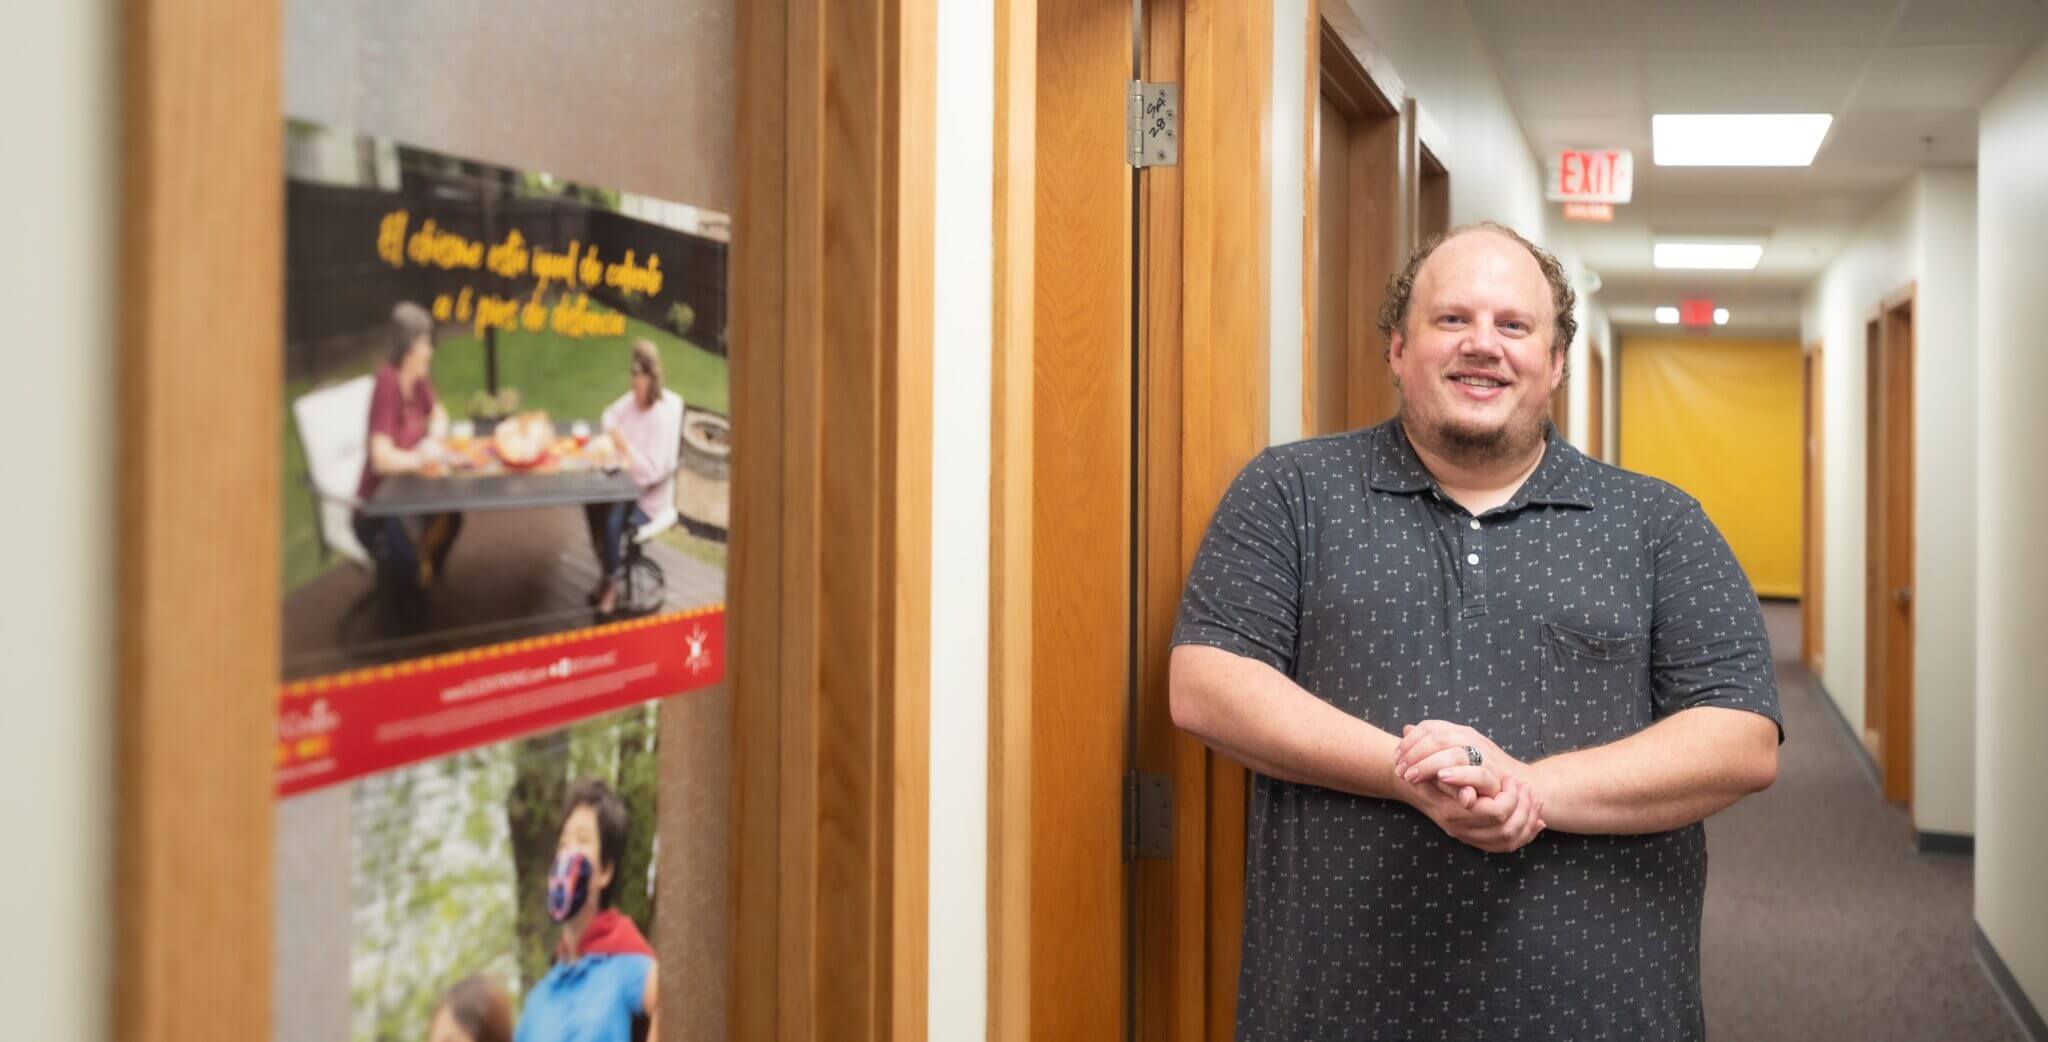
[
  {"xmin": 291, "ymin": 374, "xmax": 376, "ymax": 570},
  {"xmin": 613, "ymin": 391, "xmax": 686, "ymax": 615}
]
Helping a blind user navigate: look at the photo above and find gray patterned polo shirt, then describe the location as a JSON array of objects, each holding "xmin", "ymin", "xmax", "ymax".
[{"xmin": 1173, "ymin": 418, "xmax": 1782, "ymax": 1042}]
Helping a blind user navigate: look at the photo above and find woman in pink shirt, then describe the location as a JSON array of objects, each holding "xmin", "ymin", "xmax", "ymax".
[{"xmin": 584, "ymin": 339, "xmax": 681, "ymax": 615}]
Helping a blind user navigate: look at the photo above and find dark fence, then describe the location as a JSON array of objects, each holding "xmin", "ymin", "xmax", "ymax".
[{"xmin": 286, "ymin": 179, "xmax": 728, "ymax": 385}]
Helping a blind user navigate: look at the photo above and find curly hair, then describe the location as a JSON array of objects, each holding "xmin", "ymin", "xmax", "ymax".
[{"xmin": 1374, "ymin": 221, "xmax": 1578, "ymax": 377}]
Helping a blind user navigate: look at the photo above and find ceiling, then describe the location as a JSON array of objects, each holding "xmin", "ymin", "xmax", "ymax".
[{"xmin": 1461, "ymin": 0, "xmax": 2048, "ymax": 338}]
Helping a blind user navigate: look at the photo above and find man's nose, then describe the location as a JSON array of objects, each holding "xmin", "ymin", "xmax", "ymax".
[{"xmin": 1460, "ymin": 319, "xmax": 1509, "ymax": 359}]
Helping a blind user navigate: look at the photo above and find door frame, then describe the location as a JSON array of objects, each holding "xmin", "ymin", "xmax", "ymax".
[
  {"xmin": 119, "ymin": 0, "xmax": 938, "ymax": 1038},
  {"xmin": 1300, "ymin": 12, "xmax": 1410, "ymax": 438}
]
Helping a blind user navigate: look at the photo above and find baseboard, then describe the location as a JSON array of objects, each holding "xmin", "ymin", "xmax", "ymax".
[
  {"xmin": 1976, "ymin": 922, "xmax": 2048, "ymax": 1042},
  {"xmin": 1916, "ymin": 830, "xmax": 1974, "ymax": 859},
  {"xmin": 1813, "ymin": 678, "xmax": 1883, "ymax": 795}
]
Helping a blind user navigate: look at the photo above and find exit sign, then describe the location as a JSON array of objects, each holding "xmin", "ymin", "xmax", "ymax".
[
  {"xmin": 1546, "ymin": 149, "xmax": 1634, "ymax": 205},
  {"xmin": 1680, "ymin": 298, "xmax": 1715, "ymax": 327}
]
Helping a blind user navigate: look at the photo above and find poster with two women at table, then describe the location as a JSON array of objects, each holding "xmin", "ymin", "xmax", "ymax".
[{"xmin": 276, "ymin": 122, "xmax": 728, "ymax": 1042}]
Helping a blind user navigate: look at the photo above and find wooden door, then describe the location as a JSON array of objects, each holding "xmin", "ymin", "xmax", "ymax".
[
  {"xmin": 1863, "ymin": 295, "xmax": 1915, "ymax": 805},
  {"xmin": 1028, "ymin": 0, "xmax": 1136, "ymax": 1037},
  {"xmin": 1301, "ymin": 16, "xmax": 1405, "ymax": 437},
  {"xmin": 1310, "ymin": 93, "xmax": 1352, "ymax": 436}
]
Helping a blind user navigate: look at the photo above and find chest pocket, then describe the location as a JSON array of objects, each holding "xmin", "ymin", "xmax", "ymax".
[{"xmin": 1539, "ymin": 621, "xmax": 1650, "ymax": 755}]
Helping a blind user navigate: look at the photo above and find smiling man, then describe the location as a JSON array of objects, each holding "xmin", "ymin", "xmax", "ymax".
[{"xmin": 1169, "ymin": 222, "xmax": 1782, "ymax": 1041}]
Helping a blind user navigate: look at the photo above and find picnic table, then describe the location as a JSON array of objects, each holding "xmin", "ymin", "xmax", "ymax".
[{"xmin": 360, "ymin": 425, "xmax": 641, "ymax": 518}]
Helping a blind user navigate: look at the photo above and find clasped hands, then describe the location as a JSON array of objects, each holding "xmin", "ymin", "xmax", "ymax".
[{"xmin": 1390, "ymin": 720, "xmax": 1548, "ymax": 854}]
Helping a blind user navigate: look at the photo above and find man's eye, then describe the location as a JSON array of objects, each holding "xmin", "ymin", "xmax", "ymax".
[
  {"xmin": 1438, "ymin": 315, "xmax": 1466, "ymax": 326},
  {"xmin": 1501, "ymin": 321, "xmax": 1528, "ymax": 333}
]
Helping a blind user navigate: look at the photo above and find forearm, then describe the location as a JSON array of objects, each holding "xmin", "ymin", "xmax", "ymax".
[
  {"xmin": 1169, "ymin": 644, "xmax": 1409, "ymax": 802},
  {"xmin": 1531, "ymin": 706, "xmax": 1778, "ymax": 835},
  {"xmin": 368, "ymin": 434, "xmax": 419, "ymax": 476}
]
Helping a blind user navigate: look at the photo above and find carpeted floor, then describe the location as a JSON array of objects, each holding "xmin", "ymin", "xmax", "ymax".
[{"xmin": 1699, "ymin": 602, "xmax": 2023, "ymax": 1041}]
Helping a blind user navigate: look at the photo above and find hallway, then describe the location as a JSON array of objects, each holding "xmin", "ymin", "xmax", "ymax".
[{"xmin": 1702, "ymin": 603, "xmax": 2020, "ymax": 1040}]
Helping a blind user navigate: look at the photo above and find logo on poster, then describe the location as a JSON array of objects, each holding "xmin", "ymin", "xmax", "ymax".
[
  {"xmin": 279, "ymin": 698, "xmax": 341, "ymax": 741},
  {"xmin": 685, "ymin": 627, "xmax": 711, "ymax": 673}
]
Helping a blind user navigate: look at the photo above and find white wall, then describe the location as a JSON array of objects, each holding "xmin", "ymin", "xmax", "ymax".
[
  {"xmin": 0, "ymin": 0, "xmax": 114, "ymax": 1039},
  {"xmin": 1975, "ymin": 35, "xmax": 2048, "ymax": 1022},
  {"xmin": 1800, "ymin": 169, "xmax": 1979, "ymax": 837},
  {"xmin": 1269, "ymin": 0, "xmax": 1308, "ymax": 447},
  {"xmin": 927, "ymin": 1, "xmax": 993, "ymax": 1037},
  {"xmin": 1910, "ymin": 169, "xmax": 1977, "ymax": 837},
  {"xmin": 1801, "ymin": 180, "xmax": 1915, "ymax": 738}
]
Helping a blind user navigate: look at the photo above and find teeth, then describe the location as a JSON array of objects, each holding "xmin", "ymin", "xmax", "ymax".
[{"xmin": 1454, "ymin": 376, "xmax": 1504, "ymax": 388}]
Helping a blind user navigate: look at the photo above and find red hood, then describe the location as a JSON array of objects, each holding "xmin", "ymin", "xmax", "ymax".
[{"xmin": 557, "ymin": 909, "xmax": 655, "ymax": 962}]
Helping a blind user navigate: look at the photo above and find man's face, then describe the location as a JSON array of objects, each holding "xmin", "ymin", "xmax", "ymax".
[
  {"xmin": 555, "ymin": 804, "xmax": 614, "ymax": 912},
  {"xmin": 1387, "ymin": 230, "xmax": 1564, "ymax": 464}
]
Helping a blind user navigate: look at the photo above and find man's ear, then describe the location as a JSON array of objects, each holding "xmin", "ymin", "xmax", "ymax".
[{"xmin": 1387, "ymin": 330, "xmax": 1406, "ymax": 365}]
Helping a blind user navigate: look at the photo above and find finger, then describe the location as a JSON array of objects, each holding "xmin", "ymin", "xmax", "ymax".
[
  {"xmin": 1468, "ymin": 778, "xmax": 1520, "ymax": 826},
  {"xmin": 1395, "ymin": 720, "xmax": 1457, "ymax": 765},
  {"xmin": 1434, "ymin": 765, "xmax": 1504, "ymax": 798},
  {"xmin": 1401, "ymin": 746, "xmax": 1473, "ymax": 785},
  {"xmin": 1473, "ymin": 785, "xmax": 1536, "ymax": 853},
  {"xmin": 1436, "ymin": 779, "xmax": 1478, "ymax": 809},
  {"xmin": 1399, "ymin": 731, "xmax": 1474, "ymax": 778}
]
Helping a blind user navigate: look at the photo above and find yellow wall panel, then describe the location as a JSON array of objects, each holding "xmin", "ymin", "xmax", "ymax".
[{"xmin": 1619, "ymin": 335, "xmax": 1804, "ymax": 599}]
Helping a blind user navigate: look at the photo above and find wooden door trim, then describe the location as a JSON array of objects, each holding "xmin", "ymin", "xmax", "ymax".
[
  {"xmin": 1301, "ymin": 0, "xmax": 1321, "ymax": 436},
  {"xmin": 1305, "ymin": 14, "xmax": 1404, "ymax": 436},
  {"xmin": 123, "ymin": 0, "xmax": 938, "ymax": 1037},
  {"xmin": 1136, "ymin": 2, "xmax": 1273, "ymax": 1040},
  {"xmin": 989, "ymin": 1, "xmax": 1036, "ymax": 1039},
  {"xmin": 731, "ymin": 0, "xmax": 935, "ymax": 1037},
  {"xmin": 117, "ymin": 0, "xmax": 281, "ymax": 1036},
  {"xmin": 1862, "ymin": 316, "xmax": 1883, "ymax": 769}
]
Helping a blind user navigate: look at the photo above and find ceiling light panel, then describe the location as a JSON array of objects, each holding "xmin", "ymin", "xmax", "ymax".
[
  {"xmin": 1654, "ymin": 307, "xmax": 1680, "ymax": 325},
  {"xmin": 1652, "ymin": 113, "xmax": 1833, "ymax": 166},
  {"xmin": 1654, "ymin": 242, "xmax": 1764, "ymax": 270}
]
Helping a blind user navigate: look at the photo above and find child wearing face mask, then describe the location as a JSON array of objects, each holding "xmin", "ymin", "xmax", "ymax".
[{"xmin": 515, "ymin": 780, "xmax": 660, "ymax": 1042}]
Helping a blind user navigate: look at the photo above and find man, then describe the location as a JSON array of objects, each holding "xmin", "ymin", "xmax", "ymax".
[{"xmin": 1170, "ymin": 222, "xmax": 1781, "ymax": 1040}]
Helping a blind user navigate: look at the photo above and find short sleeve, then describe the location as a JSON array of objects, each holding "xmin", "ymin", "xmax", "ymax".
[
  {"xmin": 365, "ymin": 368, "xmax": 401, "ymax": 439},
  {"xmin": 1649, "ymin": 495, "xmax": 1785, "ymax": 741},
  {"xmin": 1171, "ymin": 450, "xmax": 1305, "ymax": 676}
]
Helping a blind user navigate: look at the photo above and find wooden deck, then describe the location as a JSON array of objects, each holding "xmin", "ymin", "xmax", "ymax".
[{"xmin": 282, "ymin": 506, "xmax": 725, "ymax": 681}]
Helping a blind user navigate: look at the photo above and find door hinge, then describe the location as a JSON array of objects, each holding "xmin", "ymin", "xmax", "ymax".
[
  {"xmin": 1124, "ymin": 770, "xmax": 1174, "ymax": 861},
  {"xmin": 1127, "ymin": 81, "xmax": 1180, "ymax": 168}
]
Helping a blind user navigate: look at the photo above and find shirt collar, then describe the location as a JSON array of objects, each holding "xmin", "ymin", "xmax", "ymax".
[{"xmin": 1367, "ymin": 419, "xmax": 1595, "ymax": 510}]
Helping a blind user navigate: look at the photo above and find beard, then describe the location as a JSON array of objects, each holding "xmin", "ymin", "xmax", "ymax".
[{"xmin": 1397, "ymin": 386, "xmax": 1552, "ymax": 469}]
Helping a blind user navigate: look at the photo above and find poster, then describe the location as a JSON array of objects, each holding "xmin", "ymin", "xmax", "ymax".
[{"xmin": 276, "ymin": 123, "xmax": 728, "ymax": 1042}]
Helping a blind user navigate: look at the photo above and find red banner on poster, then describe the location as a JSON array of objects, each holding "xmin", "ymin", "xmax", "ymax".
[{"xmin": 274, "ymin": 605, "xmax": 725, "ymax": 796}]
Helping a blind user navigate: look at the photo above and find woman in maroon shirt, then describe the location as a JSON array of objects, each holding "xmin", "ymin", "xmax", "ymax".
[{"xmin": 352, "ymin": 301, "xmax": 463, "ymax": 632}]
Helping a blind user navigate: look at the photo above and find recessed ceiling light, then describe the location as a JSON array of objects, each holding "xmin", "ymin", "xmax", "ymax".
[
  {"xmin": 1713, "ymin": 308, "xmax": 1730, "ymax": 326},
  {"xmin": 1654, "ymin": 242, "xmax": 1764, "ymax": 270},
  {"xmin": 1654, "ymin": 306, "xmax": 1680, "ymax": 325},
  {"xmin": 1652, "ymin": 113, "xmax": 1833, "ymax": 167}
]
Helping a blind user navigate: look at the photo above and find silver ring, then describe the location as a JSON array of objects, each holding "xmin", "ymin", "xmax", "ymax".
[{"xmin": 1464, "ymin": 745, "xmax": 1483, "ymax": 768}]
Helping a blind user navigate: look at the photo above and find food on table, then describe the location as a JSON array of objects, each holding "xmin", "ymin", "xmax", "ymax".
[{"xmin": 492, "ymin": 411, "xmax": 556, "ymax": 468}]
